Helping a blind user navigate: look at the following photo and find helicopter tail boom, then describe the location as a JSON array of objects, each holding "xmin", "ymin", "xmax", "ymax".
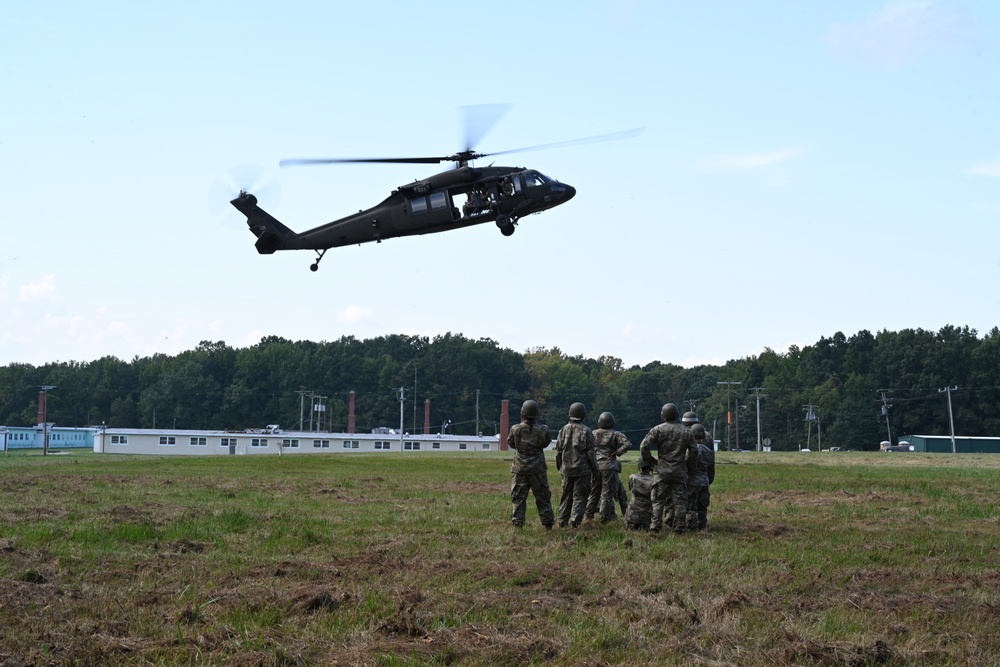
[{"xmin": 230, "ymin": 192, "xmax": 298, "ymax": 254}]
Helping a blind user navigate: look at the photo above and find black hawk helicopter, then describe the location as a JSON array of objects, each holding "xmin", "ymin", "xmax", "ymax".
[{"xmin": 230, "ymin": 108, "xmax": 639, "ymax": 271}]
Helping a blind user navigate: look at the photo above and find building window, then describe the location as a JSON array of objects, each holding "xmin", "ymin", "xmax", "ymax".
[
  {"xmin": 340, "ymin": 440, "xmax": 357, "ymax": 449},
  {"xmin": 432, "ymin": 442, "xmax": 440, "ymax": 450},
  {"xmin": 111, "ymin": 435, "xmax": 128, "ymax": 445},
  {"xmin": 403, "ymin": 441, "xmax": 420, "ymax": 451},
  {"xmin": 221, "ymin": 438, "xmax": 235, "ymax": 448},
  {"xmin": 315, "ymin": 440, "xmax": 332, "ymax": 448},
  {"xmin": 374, "ymin": 441, "xmax": 391, "ymax": 450},
  {"xmin": 251, "ymin": 438, "xmax": 268, "ymax": 448},
  {"xmin": 159, "ymin": 436, "xmax": 176, "ymax": 446},
  {"xmin": 281, "ymin": 439, "xmax": 300, "ymax": 449},
  {"xmin": 190, "ymin": 437, "xmax": 207, "ymax": 446},
  {"xmin": 459, "ymin": 443, "xmax": 467, "ymax": 450},
  {"xmin": 482, "ymin": 443, "xmax": 491, "ymax": 450}
]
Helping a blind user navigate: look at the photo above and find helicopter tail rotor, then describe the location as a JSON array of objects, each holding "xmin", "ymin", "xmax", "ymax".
[{"xmin": 208, "ymin": 164, "xmax": 281, "ymax": 228}]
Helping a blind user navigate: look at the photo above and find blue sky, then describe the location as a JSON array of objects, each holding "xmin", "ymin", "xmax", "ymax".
[{"xmin": 2, "ymin": 1, "xmax": 998, "ymax": 369}]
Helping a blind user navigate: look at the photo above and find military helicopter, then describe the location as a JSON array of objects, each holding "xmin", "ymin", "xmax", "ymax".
[{"xmin": 230, "ymin": 108, "xmax": 639, "ymax": 271}]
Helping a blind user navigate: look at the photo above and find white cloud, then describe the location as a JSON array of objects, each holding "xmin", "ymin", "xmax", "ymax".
[
  {"xmin": 702, "ymin": 148, "xmax": 804, "ymax": 172},
  {"xmin": 20, "ymin": 274, "xmax": 57, "ymax": 302},
  {"xmin": 968, "ymin": 161, "xmax": 1000, "ymax": 177},
  {"xmin": 338, "ymin": 305, "xmax": 373, "ymax": 324},
  {"xmin": 828, "ymin": 1, "xmax": 967, "ymax": 69}
]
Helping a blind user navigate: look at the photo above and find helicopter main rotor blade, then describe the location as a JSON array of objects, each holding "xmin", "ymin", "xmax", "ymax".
[
  {"xmin": 463, "ymin": 103, "xmax": 510, "ymax": 153},
  {"xmin": 478, "ymin": 128, "xmax": 644, "ymax": 159},
  {"xmin": 279, "ymin": 126, "xmax": 643, "ymax": 169},
  {"xmin": 280, "ymin": 156, "xmax": 449, "ymax": 167}
]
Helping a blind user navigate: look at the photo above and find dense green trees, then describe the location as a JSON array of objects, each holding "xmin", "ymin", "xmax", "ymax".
[{"xmin": 2, "ymin": 327, "xmax": 998, "ymax": 450}]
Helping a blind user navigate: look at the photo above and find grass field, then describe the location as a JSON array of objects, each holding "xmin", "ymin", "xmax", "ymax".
[{"xmin": 1, "ymin": 449, "xmax": 998, "ymax": 666}]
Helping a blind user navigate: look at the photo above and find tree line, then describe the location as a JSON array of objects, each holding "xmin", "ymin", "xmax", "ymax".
[{"xmin": 2, "ymin": 325, "xmax": 999, "ymax": 451}]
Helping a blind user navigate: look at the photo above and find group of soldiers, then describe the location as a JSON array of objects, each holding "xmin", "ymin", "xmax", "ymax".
[{"xmin": 508, "ymin": 400, "xmax": 716, "ymax": 534}]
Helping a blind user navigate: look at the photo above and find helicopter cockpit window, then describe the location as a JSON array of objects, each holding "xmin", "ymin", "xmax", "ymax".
[
  {"xmin": 410, "ymin": 196, "xmax": 428, "ymax": 215},
  {"xmin": 524, "ymin": 171, "xmax": 552, "ymax": 187},
  {"xmin": 429, "ymin": 191, "xmax": 448, "ymax": 211}
]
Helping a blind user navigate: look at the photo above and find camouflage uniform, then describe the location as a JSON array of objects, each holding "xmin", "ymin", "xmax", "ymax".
[
  {"xmin": 508, "ymin": 420, "xmax": 555, "ymax": 528},
  {"xmin": 614, "ymin": 475, "xmax": 628, "ymax": 515},
  {"xmin": 624, "ymin": 468, "xmax": 654, "ymax": 530},
  {"xmin": 686, "ymin": 437, "xmax": 715, "ymax": 530},
  {"xmin": 584, "ymin": 428, "xmax": 632, "ymax": 523},
  {"xmin": 639, "ymin": 420, "xmax": 697, "ymax": 533},
  {"xmin": 555, "ymin": 420, "xmax": 598, "ymax": 527}
]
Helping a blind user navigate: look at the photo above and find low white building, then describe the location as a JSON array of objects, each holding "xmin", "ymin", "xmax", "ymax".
[{"xmin": 93, "ymin": 426, "xmax": 501, "ymax": 456}]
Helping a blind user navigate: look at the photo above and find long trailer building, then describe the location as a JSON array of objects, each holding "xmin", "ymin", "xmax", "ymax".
[{"xmin": 92, "ymin": 426, "xmax": 503, "ymax": 455}]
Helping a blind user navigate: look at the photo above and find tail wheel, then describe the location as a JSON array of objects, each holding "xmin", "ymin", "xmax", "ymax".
[
  {"xmin": 310, "ymin": 249, "xmax": 328, "ymax": 272},
  {"xmin": 500, "ymin": 224, "xmax": 515, "ymax": 236},
  {"xmin": 496, "ymin": 214, "xmax": 511, "ymax": 229}
]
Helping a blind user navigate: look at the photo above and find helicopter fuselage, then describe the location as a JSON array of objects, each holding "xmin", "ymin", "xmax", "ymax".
[{"xmin": 231, "ymin": 165, "xmax": 575, "ymax": 270}]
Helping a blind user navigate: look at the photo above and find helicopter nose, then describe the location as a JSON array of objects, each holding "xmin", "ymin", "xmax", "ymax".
[{"xmin": 550, "ymin": 182, "xmax": 576, "ymax": 202}]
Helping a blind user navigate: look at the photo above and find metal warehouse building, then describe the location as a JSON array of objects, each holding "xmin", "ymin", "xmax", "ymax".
[{"xmin": 907, "ymin": 434, "xmax": 1000, "ymax": 454}]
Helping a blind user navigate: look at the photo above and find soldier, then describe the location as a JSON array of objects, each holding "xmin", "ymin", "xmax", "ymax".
[
  {"xmin": 584, "ymin": 412, "xmax": 632, "ymax": 523},
  {"xmin": 624, "ymin": 459, "xmax": 655, "ymax": 530},
  {"xmin": 639, "ymin": 403, "xmax": 697, "ymax": 535},
  {"xmin": 687, "ymin": 423, "xmax": 716, "ymax": 531},
  {"xmin": 555, "ymin": 402, "xmax": 598, "ymax": 528},
  {"xmin": 666, "ymin": 411, "xmax": 702, "ymax": 528},
  {"xmin": 507, "ymin": 399, "xmax": 555, "ymax": 529}
]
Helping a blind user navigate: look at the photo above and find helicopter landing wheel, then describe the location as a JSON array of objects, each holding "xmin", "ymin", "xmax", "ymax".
[
  {"xmin": 495, "ymin": 214, "xmax": 511, "ymax": 229},
  {"xmin": 500, "ymin": 224, "xmax": 515, "ymax": 236},
  {"xmin": 310, "ymin": 249, "xmax": 328, "ymax": 272}
]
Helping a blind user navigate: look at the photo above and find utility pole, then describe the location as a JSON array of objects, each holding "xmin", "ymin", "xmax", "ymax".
[
  {"xmin": 717, "ymin": 381, "xmax": 741, "ymax": 451},
  {"xmin": 878, "ymin": 390, "xmax": 893, "ymax": 445},
  {"xmin": 312, "ymin": 395, "xmax": 327, "ymax": 432},
  {"xmin": 412, "ymin": 367, "xmax": 418, "ymax": 434},
  {"xmin": 750, "ymin": 387, "xmax": 766, "ymax": 452},
  {"xmin": 803, "ymin": 403, "xmax": 819, "ymax": 450},
  {"xmin": 938, "ymin": 386, "xmax": 959, "ymax": 453},
  {"xmin": 396, "ymin": 387, "xmax": 407, "ymax": 451},
  {"xmin": 475, "ymin": 389, "xmax": 481, "ymax": 436},
  {"xmin": 734, "ymin": 402, "xmax": 744, "ymax": 451},
  {"xmin": 40, "ymin": 385, "xmax": 56, "ymax": 456},
  {"xmin": 296, "ymin": 389, "xmax": 311, "ymax": 431}
]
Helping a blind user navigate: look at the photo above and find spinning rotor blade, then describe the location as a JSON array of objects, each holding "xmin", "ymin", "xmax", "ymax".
[
  {"xmin": 208, "ymin": 164, "xmax": 280, "ymax": 227},
  {"xmin": 279, "ymin": 124, "xmax": 643, "ymax": 169},
  {"xmin": 476, "ymin": 127, "xmax": 644, "ymax": 159},
  {"xmin": 462, "ymin": 103, "xmax": 510, "ymax": 153},
  {"xmin": 280, "ymin": 156, "xmax": 447, "ymax": 167}
]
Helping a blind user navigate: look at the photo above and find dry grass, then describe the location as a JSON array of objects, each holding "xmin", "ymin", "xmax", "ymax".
[{"xmin": 0, "ymin": 450, "xmax": 997, "ymax": 665}]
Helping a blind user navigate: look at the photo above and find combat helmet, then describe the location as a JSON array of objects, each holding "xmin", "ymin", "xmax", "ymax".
[
  {"xmin": 661, "ymin": 403, "xmax": 679, "ymax": 422},
  {"xmin": 690, "ymin": 423, "xmax": 706, "ymax": 438},
  {"xmin": 597, "ymin": 412, "xmax": 615, "ymax": 429},
  {"xmin": 568, "ymin": 402, "xmax": 587, "ymax": 421},
  {"xmin": 682, "ymin": 411, "xmax": 699, "ymax": 425},
  {"xmin": 520, "ymin": 400, "xmax": 540, "ymax": 419}
]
